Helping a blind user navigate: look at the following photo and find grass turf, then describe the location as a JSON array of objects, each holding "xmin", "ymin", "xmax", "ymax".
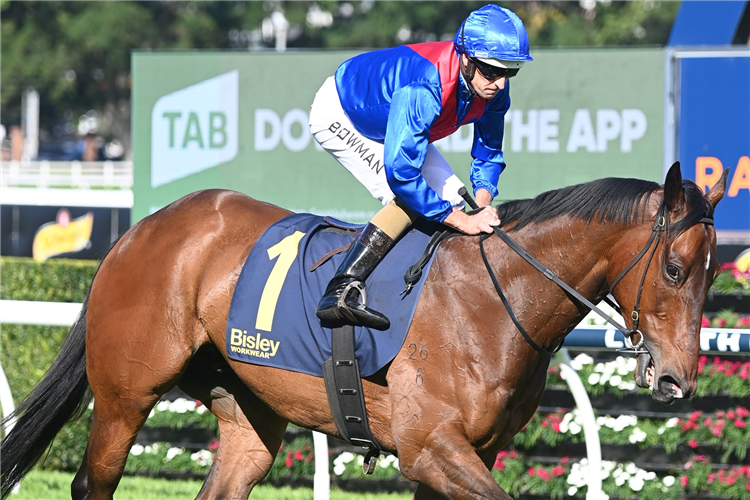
[{"xmin": 14, "ymin": 470, "xmax": 413, "ymax": 500}]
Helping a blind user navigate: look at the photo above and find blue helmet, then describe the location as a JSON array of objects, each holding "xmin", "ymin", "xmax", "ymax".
[{"xmin": 454, "ymin": 5, "xmax": 532, "ymax": 68}]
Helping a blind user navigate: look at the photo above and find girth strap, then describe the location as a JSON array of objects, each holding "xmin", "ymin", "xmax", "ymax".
[{"xmin": 322, "ymin": 325, "xmax": 381, "ymax": 474}]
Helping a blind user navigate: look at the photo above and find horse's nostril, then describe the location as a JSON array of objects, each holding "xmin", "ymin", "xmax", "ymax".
[{"xmin": 658, "ymin": 374, "xmax": 684, "ymax": 398}]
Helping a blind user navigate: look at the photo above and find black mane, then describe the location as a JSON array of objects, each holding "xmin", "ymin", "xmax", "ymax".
[{"xmin": 496, "ymin": 177, "xmax": 712, "ymax": 238}]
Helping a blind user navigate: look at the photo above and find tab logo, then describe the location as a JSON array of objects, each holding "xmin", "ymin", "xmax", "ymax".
[{"xmin": 151, "ymin": 70, "xmax": 239, "ymax": 187}]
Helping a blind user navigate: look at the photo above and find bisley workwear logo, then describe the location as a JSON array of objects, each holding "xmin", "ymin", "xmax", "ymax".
[{"xmin": 151, "ymin": 70, "xmax": 239, "ymax": 187}]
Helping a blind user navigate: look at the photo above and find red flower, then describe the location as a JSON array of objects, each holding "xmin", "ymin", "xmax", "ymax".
[
  {"xmin": 701, "ymin": 316, "xmax": 711, "ymax": 327},
  {"xmin": 708, "ymin": 473, "xmax": 715, "ymax": 483},
  {"xmin": 285, "ymin": 451, "xmax": 293, "ymax": 468},
  {"xmin": 712, "ymin": 425, "xmax": 724, "ymax": 437},
  {"xmin": 560, "ymin": 456, "xmax": 569, "ymax": 464},
  {"xmin": 737, "ymin": 407, "xmax": 749, "ymax": 418},
  {"xmin": 551, "ymin": 466, "xmax": 565, "ymax": 477},
  {"xmin": 538, "ymin": 469, "xmax": 550, "ymax": 482},
  {"xmin": 727, "ymin": 411, "xmax": 736, "ymax": 420},
  {"xmin": 689, "ymin": 440, "xmax": 698, "ymax": 448},
  {"xmin": 527, "ymin": 467, "xmax": 536, "ymax": 477},
  {"xmin": 721, "ymin": 262, "xmax": 737, "ymax": 271},
  {"xmin": 689, "ymin": 411, "xmax": 702, "ymax": 422},
  {"xmin": 208, "ymin": 440, "xmax": 220, "ymax": 451},
  {"xmin": 735, "ymin": 419, "xmax": 746, "ymax": 428},
  {"xmin": 681, "ymin": 476, "xmax": 688, "ymax": 487},
  {"xmin": 294, "ymin": 450, "xmax": 303, "ymax": 461},
  {"xmin": 552, "ymin": 422, "xmax": 561, "ymax": 433}
]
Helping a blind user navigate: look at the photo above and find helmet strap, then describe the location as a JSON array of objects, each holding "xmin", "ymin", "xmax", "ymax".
[
  {"xmin": 458, "ymin": 20, "xmax": 478, "ymax": 97},
  {"xmin": 460, "ymin": 56, "xmax": 478, "ymax": 97}
]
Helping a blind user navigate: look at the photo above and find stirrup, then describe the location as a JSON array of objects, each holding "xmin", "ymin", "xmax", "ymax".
[{"xmin": 337, "ymin": 280, "xmax": 367, "ymax": 309}]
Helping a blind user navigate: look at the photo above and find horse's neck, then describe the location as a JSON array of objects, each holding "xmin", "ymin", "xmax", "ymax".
[
  {"xmin": 473, "ymin": 218, "xmax": 635, "ymax": 342},
  {"xmin": 503, "ymin": 217, "xmax": 622, "ymax": 294}
]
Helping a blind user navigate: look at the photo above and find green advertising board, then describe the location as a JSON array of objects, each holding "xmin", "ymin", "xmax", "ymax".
[{"xmin": 132, "ymin": 47, "xmax": 664, "ymax": 223}]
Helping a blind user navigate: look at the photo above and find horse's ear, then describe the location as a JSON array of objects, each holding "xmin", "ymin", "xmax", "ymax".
[
  {"xmin": 663, "ymin": 162, "xmax": 684, "ymax": 211},
  {"xmin": 705, "ymin": 168, "xmax": 729, "ymax": 208}
]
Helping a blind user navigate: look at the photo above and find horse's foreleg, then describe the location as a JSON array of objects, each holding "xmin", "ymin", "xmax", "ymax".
[
  {"xmin": 396, "ymin": 426, "xmax": 512, "ymax": 500},
  {"xmin": 178, "ymin": 347, "xmax": 288, "ymax": 500}
]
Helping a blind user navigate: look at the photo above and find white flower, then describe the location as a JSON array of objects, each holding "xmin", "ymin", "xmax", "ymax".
[
  {"xmin": 628, "ymin": 427, "xmax": 647, "ymax": 443},
  {"xmin": 190, "ymin": 450, "xmax": 212, "ymax": 467},
  {"xmin": 333, "ymin": 463, "xmax": 346, "ymax": 476},
  {"xmin": 567, "ymin": 486, "xmax": 578, "ymax": 496},
  {"xmin": 196, "ymin": 405, "xmax": 208, "ymax": 414},
  {"xmin": 663, "ymin": 475, "xmax": 676, "ymax": 487},
  {"xmin": 335, "ymin": 452, "xmax": 355, "ymax": 464},
  {"xmin": 169, "ymin": 398, "xmax": 192, "ymax": 414},
  {"xmin": 625, "ymin": 463, "xmax": 638, "ymax": 475},
  {"xmin": 156, "ymin": 401, "xmax": 170, "ymax": 412},
  {"xmin": 569, "ymin": 422, "xmax": 582, "ymax": 435},
  {"xmin": 629, "ymin": 476, "xmax": 645, "ymax": 492},
  {"xmin": 665, "ymin": 417, "xmax": 679, "ymax": 428},
  {"xmin": 130, "ymin": 444, "xmax": 144, "ymax": 456},
  {"xmin": 609, "ymin": 375, "xmax": 623, "ymax": 386},
  {"xmin": 588, "ymin": 373, "xmax": 601, "ymax": 385},
  {"xmin": 148, "ymin": 409, "xmax": 155, "ymax": 418},
  {"xmin": 165, "ymin": 447, "xmax": 183, "ymax": 461},
  {"xmin": 618, "ymin": 381, "xmax": 636, "ymax": 391},
  {"xmin": 571, "ymin": 353, "xmax": 594, "ymax": 370}
]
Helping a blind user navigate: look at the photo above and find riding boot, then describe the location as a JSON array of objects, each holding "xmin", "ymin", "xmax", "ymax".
[{"xmin": 316, "ymin": 223, "xmax": 395, "ymax": 330}]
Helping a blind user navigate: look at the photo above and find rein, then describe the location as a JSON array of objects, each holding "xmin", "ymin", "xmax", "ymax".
[{"xmin": 478, "ymin": 202, "xmax": 714, "ymax": 357}]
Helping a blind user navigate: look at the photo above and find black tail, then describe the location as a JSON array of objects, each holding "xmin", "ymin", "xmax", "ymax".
[{"xmin": 0, "ymin": 295, "xmax": 92, "ymax": 498}]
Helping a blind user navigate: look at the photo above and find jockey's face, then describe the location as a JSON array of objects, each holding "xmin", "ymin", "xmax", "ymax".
[{"xmin": 462, "ymin": 55, "xmax": 508, "ymax": 100}]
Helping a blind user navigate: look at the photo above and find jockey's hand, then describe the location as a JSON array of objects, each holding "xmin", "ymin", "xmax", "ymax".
[{"xmin": 443, "ymin": 206, "xmax": 500, "ymax": 235}]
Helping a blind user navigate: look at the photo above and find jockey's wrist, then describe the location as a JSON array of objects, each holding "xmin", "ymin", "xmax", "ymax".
[{"xmin": 475, "ymin": 188, "xmax": 493, "ymax": 207}]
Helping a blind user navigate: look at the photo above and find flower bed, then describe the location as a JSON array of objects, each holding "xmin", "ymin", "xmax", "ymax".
[{"xmin": 546, "ymin": 354, "xmax": 750, "ymax": 399}]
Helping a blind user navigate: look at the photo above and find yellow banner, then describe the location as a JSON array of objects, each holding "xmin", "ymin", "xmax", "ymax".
[{"xmin": 32, "ymin": 210, "xmax": 94, "ymax": 262}]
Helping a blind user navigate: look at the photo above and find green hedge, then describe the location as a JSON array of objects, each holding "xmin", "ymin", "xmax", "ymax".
[
  {"xmin": 0, "ymin": 256, "xmax": 98, "ymax": 302},
  {"xmin": 1, "ymin": 257, "xmax": 99, "ymax": 471}
]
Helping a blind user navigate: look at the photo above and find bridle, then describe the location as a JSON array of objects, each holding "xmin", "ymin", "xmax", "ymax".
[{"xmin": 477, "ymin": 199, "xmax": 715, "ymax": 357}]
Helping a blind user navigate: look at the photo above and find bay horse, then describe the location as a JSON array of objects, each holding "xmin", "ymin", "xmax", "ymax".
[{"xmin": 1, "ymin": 163, "xmax": 727, "ymax": 500}]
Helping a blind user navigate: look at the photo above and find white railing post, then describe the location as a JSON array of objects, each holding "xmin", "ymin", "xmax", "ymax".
[
  {"xmin": 556, "ymin": 348, "xmax": 603, "ymax": 500},
  {"xmin": 0, "ymin": 362, "xmax": 20, "ymax": 494},
  {"xmin": 312, "ymin": 431, "xmax": 330, "ymax": 500}
]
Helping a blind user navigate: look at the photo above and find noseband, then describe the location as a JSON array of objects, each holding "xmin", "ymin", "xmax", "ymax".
[{"xmin": 479, "ymin": 202, "xmax": 715, "ymax": 357}]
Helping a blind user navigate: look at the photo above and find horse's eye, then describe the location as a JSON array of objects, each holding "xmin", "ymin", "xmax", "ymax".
[{"xmin": 665, "ymin": 263, "xmax": 683, "ymax": 283}]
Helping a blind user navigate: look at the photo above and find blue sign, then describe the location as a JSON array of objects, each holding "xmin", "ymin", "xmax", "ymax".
[
  {"xmin": 565, "ymin": 326, "xmax": 750, "ymax": 354},
  {"xmin": 677, "ymin": 52, "xmax": 750, "ymax": 237}
]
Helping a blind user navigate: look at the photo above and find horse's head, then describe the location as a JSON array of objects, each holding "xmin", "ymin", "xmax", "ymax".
[{"xmin": 609, "ymin": 162, "xmax": 728, "ymax": 404}]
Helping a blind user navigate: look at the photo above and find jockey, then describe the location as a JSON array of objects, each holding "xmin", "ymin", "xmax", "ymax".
[{"xmin": 309, "ymin": 4, "xmax": 532, "ymax": 330}]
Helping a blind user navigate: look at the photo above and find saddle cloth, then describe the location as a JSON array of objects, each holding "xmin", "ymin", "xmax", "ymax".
[{"xmin": 225, "ymin": 213, "xmax": 442, "ymax": 377}]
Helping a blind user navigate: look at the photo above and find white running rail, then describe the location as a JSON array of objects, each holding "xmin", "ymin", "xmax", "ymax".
[{"xmin": 1, "ymin": 161, "xmax": 132, "ymax": 190}]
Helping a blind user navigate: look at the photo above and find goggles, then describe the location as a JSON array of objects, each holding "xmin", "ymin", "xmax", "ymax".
[{"xmin": 472, "ymin": 58, "xmax": 520, "ymax": 80}]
